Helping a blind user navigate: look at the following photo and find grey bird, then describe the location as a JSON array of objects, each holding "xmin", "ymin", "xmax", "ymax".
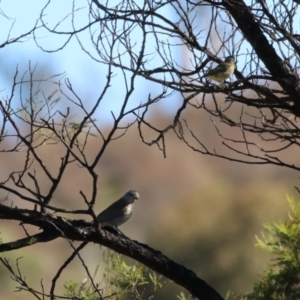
[
  {"xmin": 97, "ymin": 190, "xmax": 139, "ymax": 228},
  {"xmin": 204, "ymin": 56, "xmax": 235, "ymax": 82}
]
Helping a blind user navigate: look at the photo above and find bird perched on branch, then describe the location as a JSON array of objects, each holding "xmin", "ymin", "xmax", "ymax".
[
  {"xmin": 97, "ymin": 190, "xmax": 139, "ymax": 228},
  {"xmin": 204, "ymin": 56, "xmax": 235, "ymax": 82}
]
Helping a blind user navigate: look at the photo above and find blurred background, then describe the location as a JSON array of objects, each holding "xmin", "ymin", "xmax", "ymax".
[
  {"xmin": 0, "ymin": 107, "xmax": 298, "ymax": 299},
  {"xmin": 0, "ymin": 1, "xmax": 299, "ymax": 299}
]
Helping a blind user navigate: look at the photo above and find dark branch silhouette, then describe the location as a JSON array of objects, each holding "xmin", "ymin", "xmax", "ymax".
[{"xmin": 1, "ymin": 0, "xmax": 300, "ymax": 299}]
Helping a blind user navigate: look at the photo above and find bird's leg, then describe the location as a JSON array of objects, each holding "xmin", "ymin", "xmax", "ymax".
[
  {"xmin": 219, "ymin": 81, "xmax": 226, "ymax": 88},
  {"xmin": 114, "ymin": 227, "xmax": 126, "ymax": 236},
  {"xmin": 102, "ymin": 225, "xmax": 127, "ymax": 236}
]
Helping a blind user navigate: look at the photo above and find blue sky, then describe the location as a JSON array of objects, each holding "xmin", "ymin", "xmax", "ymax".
[
  {"xmin": 0, "ymin": 0, "xmax": 247, "ymax": 130},
  {"xmin": 0, "ymin": 1, "xmax": 182, "ymax": 127}
]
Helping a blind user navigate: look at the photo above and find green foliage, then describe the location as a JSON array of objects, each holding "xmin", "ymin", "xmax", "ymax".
[
  {"xmin": 63, "ymin": 250, "xmax": 170, "ymax": 300},
  {"xmin": 244, "ymin": 195, "xmax": 300, "ymax": 300},
  {"xmin": 64, "ymin": 278, "xmax": 99, "ymax": 300},
  {"xmin": 103, "ymin": 250, "xmax": 149, "ymax": 298},
  {"xmin": 103, "ymin": 251, "xmax": 171, "ymax": 299},
  {"xmin": 177, "ymin": 291, "xmax": 198, "ymax": 300}
]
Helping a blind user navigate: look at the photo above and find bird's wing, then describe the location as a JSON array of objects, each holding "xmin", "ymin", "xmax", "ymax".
[
  {"xmin": 97, "ymin": 190, "xmax": 138, "ymax": 223},
  {"xmin": 206, "ymin": 64, "xmax": 226, "ymax": 75},
  {"xmin": 97, "ymin": 200, "xmax": 128, "ymax": 223}
]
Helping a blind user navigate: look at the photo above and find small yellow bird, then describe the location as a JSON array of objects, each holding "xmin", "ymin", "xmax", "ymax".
[{"xmin": 204, "ymin": 56, "xmax": 235, "ymax": 82}]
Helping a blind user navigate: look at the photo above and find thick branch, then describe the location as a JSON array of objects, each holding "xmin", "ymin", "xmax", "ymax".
[
  {"xmin": 223, "ymin": 0, "xmax": 300, "ymax": 114},
  {"xmin": 0, "ymin": 204, "xmax": 223, "ymax": 300},
  {"xmin": 0, "ymin": 231, "xmax": 58, "ymax": 251}
]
